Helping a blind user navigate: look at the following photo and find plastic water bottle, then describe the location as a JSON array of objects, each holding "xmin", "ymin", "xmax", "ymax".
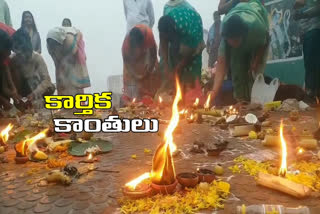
[{"xmin": 236, "ymin": 204, "xmax": 310, "ymax": 214}]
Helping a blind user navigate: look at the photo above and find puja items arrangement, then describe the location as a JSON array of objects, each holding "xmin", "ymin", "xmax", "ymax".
[
  {"xmin": 120, "ymin": 78, "xmax": 231, "ymax": 213},
  {"xmin": 229, "ymin": 120, "xmax": 320, "ymax": 199}
]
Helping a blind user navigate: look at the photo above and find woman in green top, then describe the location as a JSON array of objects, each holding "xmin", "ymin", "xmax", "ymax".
[
  {"xmin": 158, "ymin": 5, "xmax": 205, "ymax": 96},
  {"xmin": 210, "ymin": 0, "xmax": 269, "ymax": 102}
]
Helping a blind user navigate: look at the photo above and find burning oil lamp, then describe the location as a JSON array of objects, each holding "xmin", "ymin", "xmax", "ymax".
[
  {"xmin": 193, "ymin": 98, "xmax": 200, "ymax": 109},
  {"xmin": 123, "ymin": 78, "xmax": 181, "ymax": 197},
  {"xmin": 256, "ymin": 121, "xmax": 312, "ymax": 198},
  {"xmin": 0, "ymin": 124, "xmax": 13, "ymax": 150},
  {"xmin": 187, "ymin": 113, "xmax": 195, "ymax": 123},
  {"xmin": 129, "ymin": 98, "xmax": 136, "ymax": 109},
  {"xmin": 279, "ymin": 121, "xmax": 287, "ymax": 177},
  {"xmin": 80, "ymin": 153, "xmax": 99, "ymax": 163},
  {"xmin": 14, "ymin": 129, "xmax": 48, "ymax": 164},
  {"xmin": 296, "ymin": 147, "xmax": 313, "ymax": 161},
  {"xmin": 158, "ymin": 96, "xmax": 164, "ymax": 110},
  {"xmin": 123, "ymin": 173, "xmax": 152, "ymax": 199},
  {"xmin": 179, "ymin": 109, "xmax": 188, "ymax": 119},
  {"xmin": 204, "ymin": 94, "xmax": 211, "ymax": 111}
]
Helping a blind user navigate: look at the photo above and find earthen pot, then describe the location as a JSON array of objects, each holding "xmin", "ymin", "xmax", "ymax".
[
  {"xmin": 177, "ymin": 173, "xmax": 199, "ymax": 188},
  {"xmin": 197, "ymin": 169, "xmax": 216, "ymax": 183},
  {"xmin": 15, "ymin": 156, "xmax": 28, "ymax": 164},
  {"xmin": 122, "ymin": 183, "xmax": 153, "ymax": 199},
  {"xmin": 151, "ymin": 179, "xmax": 178, "ymax": 195}
]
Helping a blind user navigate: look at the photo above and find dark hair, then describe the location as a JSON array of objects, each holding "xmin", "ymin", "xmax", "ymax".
[
  {"xmin": 62, "ymin": 18, "xmax": 72, "ymax": 27},
  {"xmin": 21, "ymin": 11, "xmax": 38, "ymax": 32},
  {"xmin": 12, "ymin": 28, "xmax": 33, "ymax": 53},
  {"xmin": 129, "ymin": 27, "xmax": 144, "ymax": 49},
  {"xmin": 0, "ymin": 29, "xmax": 12, "ymax": 53},
  {"xmin": 221, "ymin": 14, "xmax": 248, "ymax": 39},
  {"xmin": 158, "ymin": 15, "xmax": 176, "ymax": 38}
]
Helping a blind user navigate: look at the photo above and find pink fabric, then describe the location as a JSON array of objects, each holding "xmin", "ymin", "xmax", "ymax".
[{"xmin": 77, "ymin": 36, "xmax": 87, "ymax": 65}]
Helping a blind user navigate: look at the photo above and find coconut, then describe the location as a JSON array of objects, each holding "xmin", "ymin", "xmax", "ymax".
[{"xmin": 245, "ymin": 113, "xmax": 258, "ymax": 124}]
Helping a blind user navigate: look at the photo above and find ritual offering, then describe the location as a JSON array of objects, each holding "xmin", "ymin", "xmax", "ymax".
[
  {"xmin": 195, "ymin": 109, "xmax": 222, "ymax": 117},
  {"xmin": 245, "ymin": 113, "xmax": 258, "ymax": 124},
  {"xmin": 177, "ymin": 173, "xmax": 199, "ymax": 188},
  {"xmin": 256, "ymin": 172, "xmax": 311, "ymax": 198},
  {"xmin": 262, "ymin": 135, "xmax": 280, "ymax": 147},
  {"xmin": 0, "ymin": 123, "xmax": 13, "ymax": 150},
  {"xmin": 298, "ymin": 139, "xmax": 318, "ymax": 150},
  {"xmin": 229, "ymin": 125, "xmax": 255, "ymax": 137},
  {"xmin": 123, "ymin": 173, "xmax": 153, "ymax": 199},
  {"xmin": 196, "ymin": 168, "xmax": 216, "ymax": 183},
  {"xmin": 124, "ymin": 78, "xmax": 182, "ymax": 197},
  {"xmin": 213, "ymin": 164, "xmax": 224, "ymax": 176},
  {"xmin": 15, "ymin": 129, "xmax": 48, "ymax": 163},
  {"xmin": 295, "ymin": 147, "xmax": 313, "ymax": 161},
  {"xmin": 257, "ymin": 122, "xmax": 312, "ymax": 199}
]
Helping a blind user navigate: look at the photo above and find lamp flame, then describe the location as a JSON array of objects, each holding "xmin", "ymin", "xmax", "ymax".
[
  {"xmin": 193, "ymin": 98, "xmax": 199, "ymax": 107},
  {"xmin": 159, "ymin": 96, "xmax": 163, "ymax": 104},
  {"xmin": 20, "ymin": 129, "xmax": 48, "ymax": 156},
  {"xmin": 125, "ymin": 173, "xmax": 151, "ymax": 190},
  {"xmin": 87, "ymin": 153, "xmax": 93, "ymax": 160},
  {"xmin": 124, "ymin": 77, "xmax": 182, "ymax": 188},
  {"xmin": 279, "ymin": 121, "xmax": 287, "ymax": 177},
  {"xmin": 0, "ymin": 123, "xmax": 13, "ymax": 144},
  {"xmin": 204, "ymin": 94, "xmax": 211, "ymax": 109},
  {"xmin": 151, "ymin": 76, "xmax": 182, "ymax": 185}
]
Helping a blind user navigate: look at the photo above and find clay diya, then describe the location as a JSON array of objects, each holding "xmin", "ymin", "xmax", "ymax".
[
  {"xmin": 196, "ymin": 168, "xmax": 216, "ymax": 183},
  {"xmin": 296, "ymin": 147, "xmax": 313, "ymax": 161},
  {"xmin": 151, "ymin": 179, "xmax": 178, "ymax": 195},
  {"xmin": 14, "ymin": 144, "xmax": 28, "ymax": 164},
  {"xmin": 122, "ymin": 183, "xmax": 153, "ymax": 199},
  {"xmin": 177, "ymin": 173, "xmax": 199, "ymax": 188}
]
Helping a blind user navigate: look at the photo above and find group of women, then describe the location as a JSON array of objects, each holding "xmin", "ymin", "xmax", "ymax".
[
  {"xmin": 123, "ymin": 0, "xmax": 270, "ymax": 106},
  {"xmin": 0, "ymin": 11, "xmax": 90, "ymax": 113}
]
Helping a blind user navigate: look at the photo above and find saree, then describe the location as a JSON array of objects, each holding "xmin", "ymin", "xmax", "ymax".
[
  {"xmin": 219, "ymin": 0, "xmax": 269, "ymax": 101},
  {"xmin": 47, "ymin": 27, "xmax": 90, "ymax": 95},
  {"xmin": 165, "ymin": 6, "xmax": 204, "ymax": 85},
  {"xmin": 122, "ymin": 24, "xmax": 158, "ymax": 100}
]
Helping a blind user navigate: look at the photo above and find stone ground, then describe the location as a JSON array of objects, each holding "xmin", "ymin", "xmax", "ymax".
[{"xmin": 0, "ymin": 110, "xmax": 320, "ymax": 214}]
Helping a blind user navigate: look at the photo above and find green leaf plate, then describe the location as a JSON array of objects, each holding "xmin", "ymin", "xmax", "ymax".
[{"xmin": 68, "ymin": 139, "xmax": 113, "ymax": 157}]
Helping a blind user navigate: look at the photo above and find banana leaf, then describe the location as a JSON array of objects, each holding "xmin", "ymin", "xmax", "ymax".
[{"xmin": 68, "ymin": 139, "xmax": 112, "ymax": 157}]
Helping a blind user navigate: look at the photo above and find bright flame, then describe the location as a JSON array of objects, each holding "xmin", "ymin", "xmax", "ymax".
[
  {"xmin": 0, "ymin": 124, "xmax": 13, "ymax": 144},
  {"xmin": 189, "ymin": 114, "xmax": 194, "ymax": 121},
  {"xmin": 163, "ymin": 78, "xmax": 182, "ymax": 154},
  {"xmin": 279, "ymin": 121, "xmax": 287, "ymax": 177},
  {"xmin": 193, "ymin": 98, "xmax": 199, "ymax": 107},
  {"xmin": 21, "ymin": 129, "xmax": 48, "ymax": 156},
  {"xmin": 159, "ymin": 96, "xmax": 163, "ymax": 104},
  {"xmin": 298, "ymin": 148, "xmax": 304, "ymax": 154},
  {"xmin": 125, "ymin": 173, "xmax": 151, "ymax": 190},
  {"xmin": 151, "ymin": 77, "xmax": 182, "ymax": 184},
  {"xmin": 87, "ymin": 153, "xmax": 93, "ymax": 160},
  {"xmin": 179, "ymin": 109, "xmax": 185, "ymax": 114},
  {"xmin": 204, "ymin": 94, "xmax": 211, "ymax": 109},
  {"xmin": 132, "ymin": 98, "xmax": 136, "ymax": 103}
]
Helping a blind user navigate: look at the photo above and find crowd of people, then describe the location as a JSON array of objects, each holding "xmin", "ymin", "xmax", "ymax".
[
  {"xmin": 0, "ymin": 0, "xmax": 319, "ymax": 115},
  {"xmin": 121, "ymin": 0, "xmax": 320, "ymax": 106},
  {"xmin": 0, "ymin": 0, "xmax": 91, "ymax": 115}
]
